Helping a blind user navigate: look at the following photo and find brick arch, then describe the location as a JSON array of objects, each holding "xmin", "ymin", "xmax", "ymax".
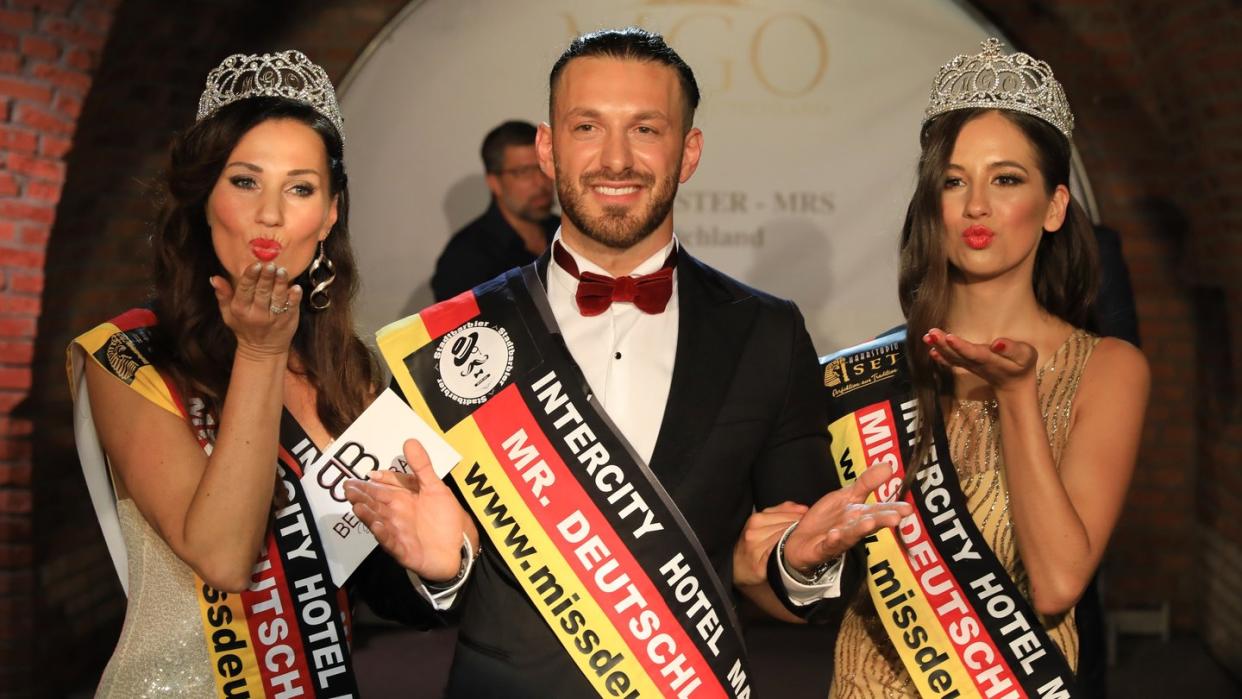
[{"xmin": 2, "ymin": 0, "xmax": 1238, "ymax": 694}]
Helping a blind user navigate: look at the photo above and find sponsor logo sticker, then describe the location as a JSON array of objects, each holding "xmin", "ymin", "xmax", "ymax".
[{"xmin": 434, "ymin": 321, "xmax": 515, "ymax": 405}]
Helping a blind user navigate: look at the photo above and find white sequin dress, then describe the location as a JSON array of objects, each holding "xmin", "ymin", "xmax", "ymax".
[{"xmin": 95, "ymin": 499, "xmax": 216, "ymax": 697}]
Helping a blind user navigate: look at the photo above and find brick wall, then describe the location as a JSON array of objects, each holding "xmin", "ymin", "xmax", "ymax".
[
  {"xmin": 2, "ymin": 0, "xmax": 1239, "ymax": 694},
  {"xmin": 0, "ymin": 0, "xmax": 114, "ymax": 694}
]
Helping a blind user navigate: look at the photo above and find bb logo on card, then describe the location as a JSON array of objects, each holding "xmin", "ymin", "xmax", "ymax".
[
  {"xmin": 434, "ymin": 321, "xmax": 515, "ymax": 405},
  {"xmin": 317, "ymin": 441, "xmax": 382, "ymax": 502}
]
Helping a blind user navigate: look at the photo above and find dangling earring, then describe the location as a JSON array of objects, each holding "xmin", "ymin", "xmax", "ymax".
[{"xmin": 308, "ymin": 240, "xmax": 335, "ymax": 311}]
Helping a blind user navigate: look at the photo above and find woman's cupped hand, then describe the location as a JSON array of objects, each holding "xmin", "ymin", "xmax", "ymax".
[{"xmin": 210, "ymin": 262, "xmax": 303, "ymax": 358}]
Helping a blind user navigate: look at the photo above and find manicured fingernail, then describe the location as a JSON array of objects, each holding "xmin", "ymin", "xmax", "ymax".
[
  {"xmin": 265, "ymin": 262, "xmax": 276, "ymax": 273},
  {"xmin": 992, "ymin": 340, "xmax": 1007, "ymax": 352},
  {"xmin": 276, "ymin": 266, "xmax": 287, "ymax": 279},
  {"xmin": 922, "ymin": 333, "xmax": 932, "ymax": 344}
]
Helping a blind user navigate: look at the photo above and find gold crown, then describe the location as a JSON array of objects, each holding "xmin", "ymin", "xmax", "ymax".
[
  {"xmin": 923, "ymin": 38, "xmax": 1073, "ymax": 139},
  {"xmin": 197, "ymin": 50, "xmax": 343, "ymax": 138}
]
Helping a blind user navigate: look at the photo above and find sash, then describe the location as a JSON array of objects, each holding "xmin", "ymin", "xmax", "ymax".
[
  {"xmin": 68, "ymin": 308, "xmax": 359, "ymax": 698},
  {"xmin": 822, "ymin": 330, "xmax": 1078, "ymax": 699},
  {"xmin": 377, "ymin": 266, "xmax": 753, "ymax": 698}
]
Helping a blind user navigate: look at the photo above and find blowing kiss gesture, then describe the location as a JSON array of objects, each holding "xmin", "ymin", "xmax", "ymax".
[{"xmin": 923, "ymin": 328, "xmax": 1039, "ymax": 395}]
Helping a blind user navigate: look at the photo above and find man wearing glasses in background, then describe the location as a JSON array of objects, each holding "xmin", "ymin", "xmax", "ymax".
[{"xmin": 431, "ymin": 120, "xmax": 559, "ymax": 301}]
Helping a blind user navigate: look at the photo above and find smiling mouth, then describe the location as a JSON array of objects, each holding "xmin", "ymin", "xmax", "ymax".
[{"xmin": 592, "ymin": 185, "xmax": 641, "ymax": 196}]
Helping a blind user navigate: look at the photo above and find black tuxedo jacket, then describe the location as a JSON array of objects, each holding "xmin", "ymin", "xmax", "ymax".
[{"xmin": 443, "ymin": 251, "xmax": 851, "ymax": 698}]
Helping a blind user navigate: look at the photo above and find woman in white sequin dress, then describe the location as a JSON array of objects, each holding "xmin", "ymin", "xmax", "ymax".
[{"xmin": 69, "ymin": 52, "xmax": 471, "ymax": 697}]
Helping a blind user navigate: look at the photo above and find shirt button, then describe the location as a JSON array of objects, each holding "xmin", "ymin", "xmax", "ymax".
[{"xmin": 614, "ymin": 351, "xmax": 622, "ymax": 360}]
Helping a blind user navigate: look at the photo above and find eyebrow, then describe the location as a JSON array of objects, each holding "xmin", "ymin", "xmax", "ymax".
[
  {"xmin": 224, "ymin": 161, "xmax": 323, "ymax": 177},
  {"xmin": 562, "ymin": 108, "xmax": 670, "ymax": 123},
  {"xmin": 633, "ymin": 110, "xmax": 670, "ymax": 122},
  {"xmin": 946, "ymin": 160, "xmax": 1030, "ymax": 173}
]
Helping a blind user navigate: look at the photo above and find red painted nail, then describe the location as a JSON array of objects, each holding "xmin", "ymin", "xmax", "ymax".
[{"xmin": 992, "ymin": 340, "xmax": 1007, "ymax": 352}]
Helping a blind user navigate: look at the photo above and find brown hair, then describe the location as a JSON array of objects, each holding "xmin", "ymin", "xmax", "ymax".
[
  {"xmin": 549, "ymin": 27, "xmax": 700, "ymax": 133},
  {"xmin": 898, "ymin": 108, "xmax": 1098, "ymax": 481},
  {"xmin": 151, "ymin": 96, "xmax": 377, "ymax": 434}
]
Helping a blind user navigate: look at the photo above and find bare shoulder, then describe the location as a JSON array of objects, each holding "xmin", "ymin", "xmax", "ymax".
[
  {"xmin": 82, "ymin": 357, "xmax": 179, "ymax": 418},
  {"xmin": 82, "ymin": 356, "xmax": 197, "ymax": 470},
  {"xmin": 1088, "ymin": 337, "xmax": 1149, "ymax": 382},
  {"xmin": 1077, "ymin": 336, "xmax": 1150, "ymax": 409}
]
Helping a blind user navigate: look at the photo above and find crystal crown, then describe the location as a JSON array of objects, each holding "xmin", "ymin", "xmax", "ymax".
[
  {"xmin": 197, "ymin": 50, "xmax": 343, "ymax": 138},
  {"xmin": 923, "ymin": 38, "xmax": 1073, "ymax": 139}
]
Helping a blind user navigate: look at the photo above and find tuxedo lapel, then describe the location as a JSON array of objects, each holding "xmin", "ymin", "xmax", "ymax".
[{"xmin": 648, "ymin": 255, "xmax": 758, "ymax": 490}]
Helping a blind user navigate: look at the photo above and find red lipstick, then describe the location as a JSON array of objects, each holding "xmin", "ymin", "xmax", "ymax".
[
  {"xmin": 250, "ymin": 238, "xmax": 281, "ymax": 262},
  {"xmin": 962, "ymin": 225, "xmax": 994, "ymax": 250}
]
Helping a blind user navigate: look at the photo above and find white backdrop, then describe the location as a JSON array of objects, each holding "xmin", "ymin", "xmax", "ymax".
[{"xmin": 339, "ymin": 0, "xmax": 1084, "ymax": 355}]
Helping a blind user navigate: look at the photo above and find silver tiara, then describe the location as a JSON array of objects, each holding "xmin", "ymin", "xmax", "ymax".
[
  {"xmin": 923, "ymin": 38, "xmax": 1073, "ymax": 139},
  {"xmin": 196, "ymin": 50, "xmax": 344, "ymax": 137}
]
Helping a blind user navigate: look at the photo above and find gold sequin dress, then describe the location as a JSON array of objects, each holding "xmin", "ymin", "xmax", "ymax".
[
  {"xmin": 95, "ymin": 499, "xmax": 216, "ymax": 697},
  {"xmin": 830, "ymin": 329, "xmax": 1098, "ymax": 698}
]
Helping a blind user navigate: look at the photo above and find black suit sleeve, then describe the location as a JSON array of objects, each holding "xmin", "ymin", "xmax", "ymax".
[
  {"xmin": 750, "ymin": 301, "xmax": 834, "ymax": 508},
  {"xmin": 752, "ymin": 301, "xmax": 862, "ymax": 621},
  {"xmin": 348, "ymin": 547, "xmax": 450, "ymax": 629}
]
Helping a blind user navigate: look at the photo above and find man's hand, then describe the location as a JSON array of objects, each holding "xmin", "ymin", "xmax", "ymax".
[
  {"xmin": 782, "ymin": 463, "xmax": 912, "ymax": 575},
  {"xmin": 733, "ymin": 501, "xmax": 808, "ymax": 587},
  {"xmin": 345, "ymin": 439, "xmax": 475, "ymax": 582}
]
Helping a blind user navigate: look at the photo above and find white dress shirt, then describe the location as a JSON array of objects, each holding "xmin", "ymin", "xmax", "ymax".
[{"xmin": 547, "ymin": 233, "xmax": 679, "ymax": 463}]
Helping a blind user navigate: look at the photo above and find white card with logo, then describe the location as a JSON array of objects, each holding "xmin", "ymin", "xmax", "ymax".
[{"xmin": 300, "ymin": 387, "xmax": 461, "ymax": 586}]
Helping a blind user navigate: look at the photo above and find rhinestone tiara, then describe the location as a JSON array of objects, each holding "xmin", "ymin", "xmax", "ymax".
[
  {"xmin": 196, "ymin": 50, "xmax": 344, "ymax": 137},
  {"xmin": 923, "ymin": 38, "xmax": 1073, "ymax": 139}
]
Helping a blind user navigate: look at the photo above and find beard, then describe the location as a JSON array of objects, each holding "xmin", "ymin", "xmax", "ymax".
[
  {"xmin": 509, "ymin": 192, "xmax": 553, "ymax": 224},
  {"xmin": 556, "ymin": 165, "xmax": 679, "ymax": 250}
]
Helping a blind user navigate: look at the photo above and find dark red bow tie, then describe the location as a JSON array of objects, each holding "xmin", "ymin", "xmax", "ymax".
[{"xmin": 552, "ymin": 241, "xmax": 677, "ymax": 317}]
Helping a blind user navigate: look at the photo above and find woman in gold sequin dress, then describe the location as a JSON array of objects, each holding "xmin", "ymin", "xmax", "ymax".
[
  {"xmin": 736, "ymin": 41, "xmax": 1149, "ymax": 698},
  {"xmin": 68, "ymin": 52, "xmax": 471, "ymax": 697}
]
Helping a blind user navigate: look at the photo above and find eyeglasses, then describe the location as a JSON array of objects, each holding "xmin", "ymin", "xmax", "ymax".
[{"xmin": 496, "ymin": 164, "xmax": 545, "ymax": 179}]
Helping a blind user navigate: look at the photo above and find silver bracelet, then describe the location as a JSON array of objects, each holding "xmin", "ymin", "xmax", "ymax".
[
  {"xmin": 777, "ymin": 521, "xmax": 838, "ymax": 585},
  {"xmin": 424, "ymin": 533, "xmax": 479, "ymax": 592}
]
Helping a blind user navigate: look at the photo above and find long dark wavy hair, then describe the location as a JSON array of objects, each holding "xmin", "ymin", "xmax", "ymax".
[
  {"xmin": 898, "ymin": 108, "xmax": 1098, "ymax": 480},
  {"xmin": 151, "ymin": 97, "xmax": 377, "ymax": 434}
]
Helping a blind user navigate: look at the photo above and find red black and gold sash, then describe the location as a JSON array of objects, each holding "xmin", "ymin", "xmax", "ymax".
[
  {"xmin": 68, "ymin": 308, "xmax": 358, "ymax": 698},
  {"xmin": 378, "ymin": 267, "xmax": 753, "ymax": 698},
  {"xmin": 823, "ymin": 330, "xmax": 1078, "ymax": 699}
]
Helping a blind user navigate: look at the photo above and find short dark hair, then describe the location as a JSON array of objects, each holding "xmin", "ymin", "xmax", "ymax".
[
  {"xmin": 548, "ymin": 27, "xmax": 700, "ymax": 131},
  {"xmin": 481, "ymin": 120, "xmax": 537, "ymax": 173}
]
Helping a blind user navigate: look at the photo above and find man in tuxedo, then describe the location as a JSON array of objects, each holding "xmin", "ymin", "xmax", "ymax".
[{"xmin": 350, "ymin": 28, "xmax": 907, "ymax": 697}]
